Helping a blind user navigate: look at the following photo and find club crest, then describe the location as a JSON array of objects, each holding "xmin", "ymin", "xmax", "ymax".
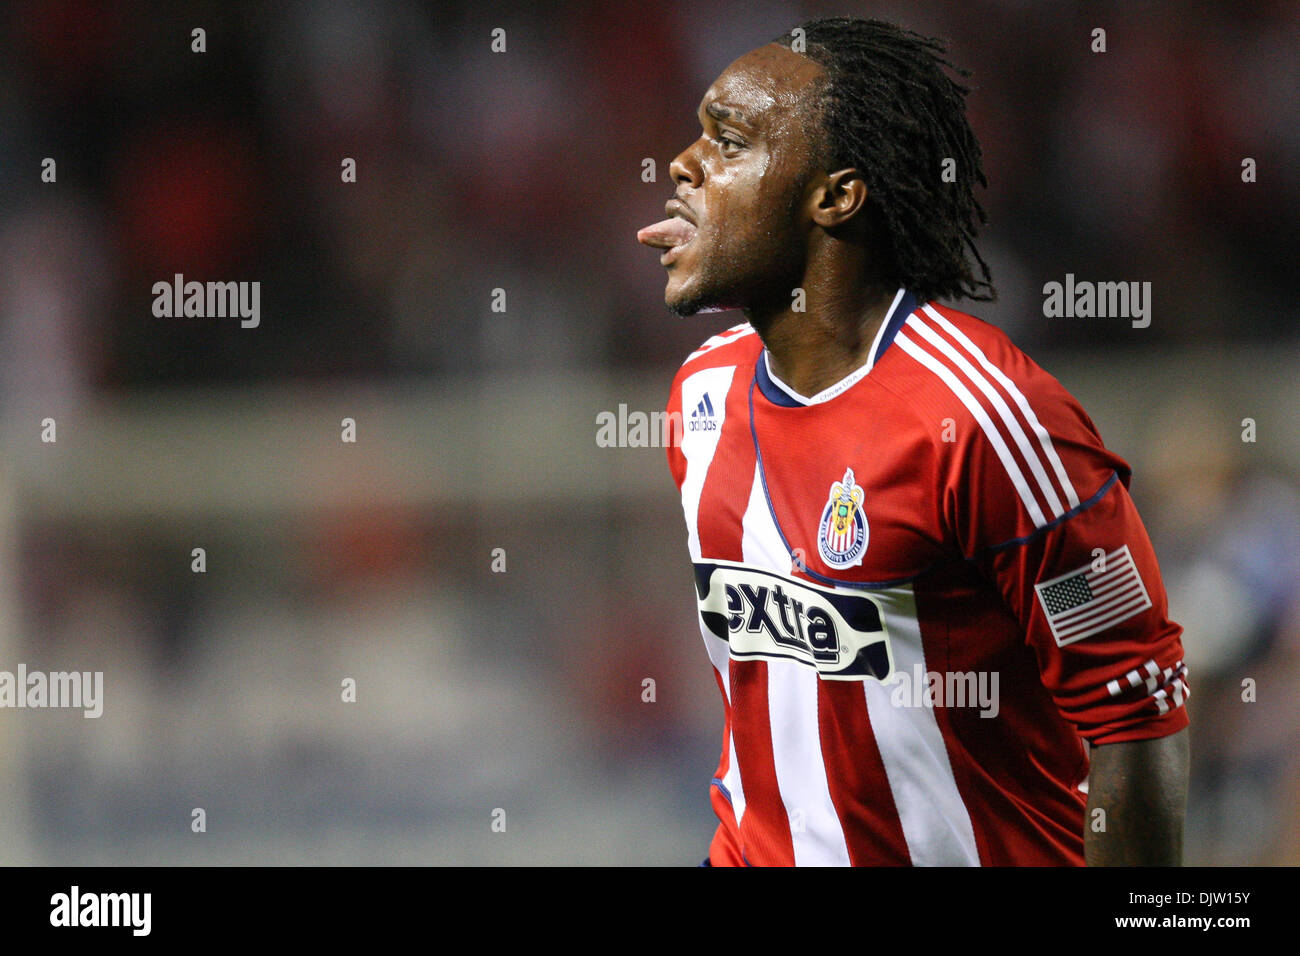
[{"xmin": 818, "ymin": 468, "xmax": 868, "ymax": 569}]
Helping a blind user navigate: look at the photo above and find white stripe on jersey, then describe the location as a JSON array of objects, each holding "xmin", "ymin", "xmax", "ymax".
[
  {"xmin": 741, "ymin": 465, "xmax": 852, "ymax": 866},
  {"xmin": 896, "ymin": 331, "xmax": 1050, "ymax": 528},
  {"xmin": 680, "ymin": 365, "xmax": 737, "ymax": 563},
  {"xmin": 724, "ymin": 725, "xmax": 746, "ymax": 825},
  {"xmin": 922, "ymin": 305, "xmax": 1079, "ymax": 509},
  {"xmin": 865, "ymin": 589, "xmax": 982, "ymax": 866},
  {"xmin": 906, "ymin": 315, "xmax": 1066, "ymax": 518},
  {"xmin": 680, "ymin": 365, "xmax": 746, "ymax": 827}
]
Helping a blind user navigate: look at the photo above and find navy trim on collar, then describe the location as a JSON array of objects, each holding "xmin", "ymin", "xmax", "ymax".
[
  {"xmin": 871, "ymin": 289, "xmax": 920, "ymax": 365},
  {"xmin": 753, "ymin": 289, "xmax": 923, "ymax": 407},
  {"xmin": 754, "ymin": 349, "xmax": 804, "ymax": 407}
]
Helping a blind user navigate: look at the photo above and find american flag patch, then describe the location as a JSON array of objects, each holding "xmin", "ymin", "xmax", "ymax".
[{"xmin": 1034, "ymin": 545, "xmax": 1152, "ymax": 646}]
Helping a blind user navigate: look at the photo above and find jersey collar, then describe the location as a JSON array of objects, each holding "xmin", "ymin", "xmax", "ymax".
[{"xmin": 755, "ymin": 288, "xmax": 920, "ymax": 408}]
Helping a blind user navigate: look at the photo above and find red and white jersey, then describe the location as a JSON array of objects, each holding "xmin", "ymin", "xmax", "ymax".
[{"xmin": 665, "ymin": 289, "xmax": 1189, "ymax": 866}]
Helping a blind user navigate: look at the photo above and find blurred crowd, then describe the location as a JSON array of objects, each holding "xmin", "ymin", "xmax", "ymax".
[{"xmin": 3, "ymin": 0, "xmax": 1299, "ymax": 405}]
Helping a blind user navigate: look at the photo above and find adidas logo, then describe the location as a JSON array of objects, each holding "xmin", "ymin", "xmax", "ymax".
[{"xmin": 688, "ymin": 393, "xmax": 718, "ymax": 432}]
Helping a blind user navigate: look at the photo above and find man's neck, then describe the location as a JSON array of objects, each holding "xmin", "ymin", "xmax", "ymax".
[{"xmin": 748, "ymin": 282, "xmax": 899, "ymax": 399}]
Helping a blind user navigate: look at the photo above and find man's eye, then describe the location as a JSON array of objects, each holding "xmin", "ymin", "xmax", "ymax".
[{"xmin": 719, "ymin": 135, "xmax": 744, "ymax": 151}]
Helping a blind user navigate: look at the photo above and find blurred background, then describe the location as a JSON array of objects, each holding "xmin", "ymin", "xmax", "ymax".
[{"xmin": 0, "ymin": 0, "xmax": 1297, "ymax": 865}]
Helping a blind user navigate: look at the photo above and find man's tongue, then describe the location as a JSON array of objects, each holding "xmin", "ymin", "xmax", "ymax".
[{"xmin": 637, "ymin": 217, "xmax": 697, "ymax": 249}]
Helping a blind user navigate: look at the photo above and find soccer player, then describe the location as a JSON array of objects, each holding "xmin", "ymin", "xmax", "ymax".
[{"xmin": 638, "ymin": 18, "xmax": 1189, "ymax": 866}]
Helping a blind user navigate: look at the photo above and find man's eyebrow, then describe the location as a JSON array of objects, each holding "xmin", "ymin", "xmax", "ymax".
[{"xmin": 702, "ymin": 101, "xmax": 753, "ymax": 128}]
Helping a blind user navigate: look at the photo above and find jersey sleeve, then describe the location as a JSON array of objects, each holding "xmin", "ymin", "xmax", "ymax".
[{"xmin": 943, "ymin": 367, "xmax": 1189, "ymax": 746}]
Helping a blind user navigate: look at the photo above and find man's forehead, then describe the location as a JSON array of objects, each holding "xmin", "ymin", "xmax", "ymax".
[{"xmin": 699, "ymin": 43, "xmax": 822, "ymax": 124}]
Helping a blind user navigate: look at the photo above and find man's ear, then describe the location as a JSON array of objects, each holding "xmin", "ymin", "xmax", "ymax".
[{"xmin": 809, "ymin": 168, "xmax": 870, "ymax": 230}]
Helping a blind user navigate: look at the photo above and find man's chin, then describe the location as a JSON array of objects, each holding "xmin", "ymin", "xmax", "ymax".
[
  {"xmin": 665, "ymin": 283, "xmax": 740, "ymax": 317},
  {"xmin": 670, "ymin": 302, "xmax": 736, "ymax": 317}
]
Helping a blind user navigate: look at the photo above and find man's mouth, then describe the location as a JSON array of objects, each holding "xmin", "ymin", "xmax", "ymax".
[{"xmin": 637, "ymin": 199, "xmax": 699, "ymax": 263}]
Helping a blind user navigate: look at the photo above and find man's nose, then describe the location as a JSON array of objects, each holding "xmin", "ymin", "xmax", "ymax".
[{"xmin": 669, "ymin": 142, "xmax": 703, "ymax": 188}]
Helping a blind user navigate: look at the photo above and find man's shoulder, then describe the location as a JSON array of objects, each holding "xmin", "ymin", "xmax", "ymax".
[
  {"xmin": 879, "ymin": 300, "xmax": 1083, "ymax": 424},
  {"xmin": 882, "ymin": 300, "xmax": 1123, "ymax": 532},
  {"xmin": 669, "ymin": 321, "xmax": 763, "ymax": 394}
]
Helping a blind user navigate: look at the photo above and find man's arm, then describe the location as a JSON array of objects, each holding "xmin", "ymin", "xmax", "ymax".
[{"xmin": 1085, "ymin": 727, "xmax": 1189, "ymax": 865}]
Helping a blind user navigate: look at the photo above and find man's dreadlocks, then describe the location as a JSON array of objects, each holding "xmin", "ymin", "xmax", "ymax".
[{"xmin": 776, "ymin": 17, "xmax": 995, "ymax": 302}]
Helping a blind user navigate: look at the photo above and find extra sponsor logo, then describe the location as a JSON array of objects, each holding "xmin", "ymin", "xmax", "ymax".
[{"xmin": 693, "ymin": 559, "xmax": 893, "ymax": 681}]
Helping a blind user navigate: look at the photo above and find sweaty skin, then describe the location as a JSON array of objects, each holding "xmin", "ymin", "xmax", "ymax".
[{"xmin": 638, "ymin": 43, "xmax": 900, "ymax": 397}]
